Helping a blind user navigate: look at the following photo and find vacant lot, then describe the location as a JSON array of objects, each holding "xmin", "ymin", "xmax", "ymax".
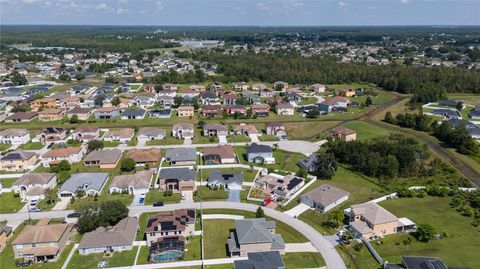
[
  {"xmin": 341, "ymin": 121, "xmax": 392, "ymax": 140},
  {"xmin": 285, "ymin": 121, "xmax": 341, "ymax": 141}
]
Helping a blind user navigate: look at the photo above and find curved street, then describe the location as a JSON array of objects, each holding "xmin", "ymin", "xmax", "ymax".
[{"xmin": 0, "ymin": 201, "xmax": 347, "ymax": 269}]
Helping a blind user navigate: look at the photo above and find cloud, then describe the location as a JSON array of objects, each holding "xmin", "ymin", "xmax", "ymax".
[
  {"xmin": 338, "ymin": 1, "xmax": 347, "ymax": 8},
  {"xmin": 367, "ymin": 6, "xmax": 376, "ymax": 10},
  {"xmin": 69, "ymin": 1, "xmax": 89, "ymax": 13},
  {"xmin": 117, "ymin": 0, "xmax": 127, "ymax": 3},
  {"xmin": 155, "ymin": 1, "xmax": 163, "ymax": 12},
  {"xmin": 256, "ymin": 2, "xmax": 271, "ymax": 11},
  {"xmin": 22, "ymin": 0, "xmax": 40, "ymax": 4},
  {"xmin": 115, "ymin": 8, "xmax": 128, "ymax": 14},
  {"xmin": 400, "ymin": 0, "xmax": 409, "ymax": 4},
  {"xmin": 95, "ymin": 3, "xmax": 108, "ymax": 10}
]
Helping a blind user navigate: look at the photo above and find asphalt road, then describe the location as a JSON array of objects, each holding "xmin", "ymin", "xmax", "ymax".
[{"xmin": 0, "ymin": 202, "xmax": 347, "ymax": 269}]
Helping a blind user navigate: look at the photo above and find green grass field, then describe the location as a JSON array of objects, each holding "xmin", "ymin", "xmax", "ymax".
[
  {"xmin": 282, "ymin": 252, "xmax": 326, "ymax": 268},
  {"xmin": 0, "ymin": 192, "xmax": 25, "ymax": 213},
  {"xmin": 373, "ymin": 196, "xmax": 480, "ymax": 269},
  {"xmin": 67, "ymin": 246, "xmax": 138, "ymax": 269},
  {"xmin": 144, "ymin": 191, "xmax": 181, "ymax": 205},
  {"xmin": 194, "ymin": 186, "xmax": 229, "ymax": 201},
  {"xmin": 0, "ymin": 178, "xmax": 17, "ymax": 188},
  {"xmin": 19, "ymin": 141, "xmax": 43, "ymax": 150},
  {"xmin": 285, "ymin": 121, "xmax": 341, "ymax": 141},
  {"xmin": 341, "ymin": 121, "xmax": 392, "ymax": 140},
  {"xmin": 203, "ymin": 219, "xmax": 235, "ymax": 259}
]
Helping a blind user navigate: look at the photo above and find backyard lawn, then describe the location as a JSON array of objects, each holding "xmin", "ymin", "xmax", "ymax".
[
  {"xmin": 0, "ymin": 143, "xmax": 11, "ymax": 152},
  {"xmin": 103, "ymin": 141, "xmax": 121, "ymax": 147},
  {"xmin": 341, "ymin": 121, "xmax": 392, "ymax": 140},
  {"xmin": 203, "ymin": 219, "xmax": 234, "ymax": 259},
  {"xmin": 184, "ymin": 235, "xmax": 202, "ymax": 261},
  {"xmin": 67, "ymin": 246, "xmax": 138, "ymax": 269},
  {"xmin": 19, "ymin": 141, "xmax": 43, "ymax": 150}
]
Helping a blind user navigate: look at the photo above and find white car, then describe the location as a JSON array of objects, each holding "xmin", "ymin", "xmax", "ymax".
[{"xmin": 181, "ymin": 193, "xmax": 187, "ymax": 200}]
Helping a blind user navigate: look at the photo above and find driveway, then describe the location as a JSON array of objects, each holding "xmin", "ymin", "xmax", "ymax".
[
  {"xmin": 52, "ymin": 197, "xmax": 71, "ymax": 211},
  {"xmin": 249, "ymin": 134, "xmax": 260, "ymax": 143},
  {"xmin": 227, "ymin": 189, "xmax": 240, "ymax": 202},
  {"xmin": 218, "ymin": 135, "xmax": 228, "ymax": 144},
  {"xmin": 324, "ymin": 234, "xmax": 342, "ymax": 246},
  {"xmin": 181, "ymin": 191, "xmax": 193, "ymax": 203},
  {"xmin": 183, "ymin": 138, "xmax": 192, "ymax": 145},
  {"xmin": 284, "ymin": 203, "xmax": 310, "ymax": 217},
  {"xmin": 131, "ymin": 194, "xmax": 143, "ymax": 206}
]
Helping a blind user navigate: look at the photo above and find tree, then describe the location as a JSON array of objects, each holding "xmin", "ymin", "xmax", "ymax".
[
  {"xmin": 173, "ymin": 96, "xmax": 184, "ymax": 108},
  {"xmin": 256, "ymin": 206, "xmax": 265, "ymax": 218},
  {"xmin": 94, "ymin": 95, "xmax": 106, "ymax": 107},
  {"xmin": 306, "ymin": 108, "xmax": 320, "ymax": 118},
  {"xmin": 120, "ymin": 158, "xmax": 136, "ymax": 172},
  {"xmin": 51, "ymin": 160, "xmax": 71, "ymax": 173},
  {"xmin": 58, "ymin": 73, "xmax": 71, "ymax": 82},
  {"xmin": 327, "ymin": 210, "xmax": 345, "ymax": 228},
  {"xmin": 11, "ymin": 104, "xmax": 31, "ymax": 113},
  {"xmin": 87, "ymin": 140, "xmax": 104, "ymax": 152},
  {"xmin": 365, "ymin": 96, "xmax": 373, "ymax": 107},
  {"xmin": 415, "ymin": 224, "xmax": 437, "ymax": 242},
  {"xmin": 111, "ymin": 96, "xmax": 121, "ymax": 106},
  {"xmin": 312, "ymin": 153, "xmax": 337, "ymax": 179},
  {"xmin": 384, "ymin": 111, "xmax": 395, "ymax": 124},
  {"xmin": 75, "ymin": 73, "xmax": 85, "ymax": 80},
  {"xmin": 76, "ymin": 200, "xmax": 129, "ymax": 234},
  {"xmin": 9, "ymin": 71, "xmax": 27, "ymax": 85},
  {"xmin": 69, "ymin": 114, "xmax": 79, "ymax": 124}
]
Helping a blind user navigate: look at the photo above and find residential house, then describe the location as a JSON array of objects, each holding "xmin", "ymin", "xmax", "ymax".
[
  {"xmin": 157, "ymin": 96, "xmax": 174, "ymax": 107},
  {"xmin": 211, "ymin": 82, "xmax": 222, "ymax": 91},
  {"xmin": 84, "ymin": 149, "xmax": 122, "ymax": 169},
  {"xmin": 126, "ymin": 149, "xmax": 161, "ymax": 167},
  {"xmin": 340, "ymin": 88, "xmax": 355, "ymax": 97},
  {"xmin": 189, "ymin": 85, "xmax": 206, "ymax": 92},
  {"xmin": 232, "ymin": 124, "xmax": 259, "ymax": 135},
  {"xmin": 327, "ymin": 127, "xmax": 357, "ymax": 141},
  {"xmin": 298, "ymin": 154, "xmax": 318, "ymax": 172},
  {"xmin": 138, "ymin": 127, "xmax": 166, "ymax": 142},
  {"xmin": 38, "ymin": 127, "xmax": 67, "ymax": 144},
  {"xmin": 145, "ymin": 209, "xmax": 196, "ymax": 246},
  {"xmin": 71, "ymin": 126, "xmax": 99, "ymax": 142},
  {"xmin": 157, "ymin": 89, "xmax": 177, "ymax": 98},
  {"xmin": 439, "ymin": 99, "xmax": 466, "ymax": 109},
  {"xmin": 0, "ymin": 225, "xmax": 13, "ymax": 250},
  {"xmin": 223, "ymin": 93, "xmax": 239, "ymax": 105},
  {"xmin": 161, "ymin": 83, "xmax": 178, "ymax": 91},
  {"xmin": 132, "ymin": 95, "xmax": 155, "ymax": 109},
  {"xmin": 301, "ymin": 184, "xmax": 349, "ymax": 213},
  {"xmin": 165, "ymin": 148, "xmax": 196, "ymax": 165},
  {"xmin": 227, "ymin": 104, "xmax": 248, "ymax": 115},
  {"xmin": 94, "ymin": 106, "xmax": 120, "ymax": 119},
  {"xmin": 255, "ymin": 174, "xmax": 305, "ymax": 201},
  {"xmin": 149, "ymin": 109, "xmax": 172, "ymax": 118},
  {"xmin": 243, "ymin": 91, "xmax": 261, "ymax": 104},
  {"xmin": 11, "ymin": 219, "xmax": 74, "ymax": 263},
  {"xmin": 349, "ymin": 203, "xmax": 410, "ymax": 240},
  {"xmin": 0, "ymin": 128, "xmax": 30, "ymax": 146},
  {"xmin": 432, "ymin": 108, "xmax": 461, "ymax": 119},
  {"xmin": 202, "ymin": 105, "xmax": 222, "ymax": 117},
  {"xmin": 104, "ymin": 128, "xmax": 135, "ymax": 144},
  {"xmin": 121, "ymin": 108, "xmax": 146, "ymax": 120},
  {"xmin": 251, "ymin": 103, "xmax": 270, "ymax": 117},
  {"xmin": 172, "ymin": 124, "xmax": 194, "ymax": 140},
  {"xmin": 66, "ymin": 108, "xmax": 91, "ymax": 121},
  {"xmin": 78, "ymin": 217, "xmax": 138, "ymax": 255},
  {"xmin": 57, "ymin": 173, "xmax": 109, "ymax": 197},
  {"xmin": 234, "ymin": 82, "xmax": 249, "ymax": 91},
  {"xmin": 13, "ymin": 173, "xmax": 56, "ymax": 200},
  {"xmin": 227, "ymin": 218, "xmax": 285, "ymax": 257},
  {"xmin": 41, "ymin": 147, "xmax": 84, "ymax": 167},
  {"xmin": 38, "ymin": 108, "xmax": 64, "ymax": 122},
  {"xmin": 246, "ymin": 143, "xmax": 275, "ymax": 164},
  {"xmin": 265, "ymin": 122, "xmax": 286, "ymax": 136},
  {"xmin": 260, "ymin": 88, "xmax": 275, "ymax": 98},
  {"xmin": 5, "ymin": 112, "xmax": 38, "ymax": 123},
  {"xmin": 203, "ymin": 145, "xmax": 236, "ymax": 164},
  {"xmin": 286, "ymin": 93, "xmax": 302, "ymax": 106},
  {"xmin": 199, "ymin": 91, "xmax": 220, "ymax": 105},
  {"xmin": 0, "ymin": 150, "xmax": 38, "ymax": 172},
  {"xmin": 333, "ymin": 96, "xmax": 350, "ymax": 108},
  {"xmin": 68, "ymin": 83, "xmax": 91, "ymax": 95},
  {"xmin": 32, "ymin": 98, "xmax": 57, "ymax": 110},
  {"xmin": 251, "ymin": 83, "xmax": 266, "ymax": 91},
  {"xmin": 276, "ymin": 103, "xmax": 294, "ymax": 115},
  {"xmin": 177, "ymin": 106, "xmax": 194, "ymax": 117},
  {"xmin": 109, "ymin": 170, "xmax": 153, "ymax": 195},
  {"xmin": 384, "ymin": 256, "xmax": 450, "ymax": 269},
  {"xmin": 310, "ymin": 84, "xmax": 326, "ymax": 93},
  {"xmin": 208, "ymin": 170, "xmax": 243, "ymax": 190},
  {"xmin": 158, "ymin": 168, "xmax": 196, "ymax": 191},
  {"xmin": 178, "ymin": 89, "xmax": 199, "ymax": 99},
  {"xmin": 203, "ymin": 123, "xmax": 228, "ymax": 137}
]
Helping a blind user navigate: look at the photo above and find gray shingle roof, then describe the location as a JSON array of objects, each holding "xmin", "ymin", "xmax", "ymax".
[
  {"xmin": 208, "ymin": 170, "xmax": 243, "ymax": 186},
  {"xmin": 234, "ymin": 251, "xmax": 284, "ymax": 269},
  {"xmin": 159, "ymin": 168, "xmax": 195, "ymax": 181},
  {"xmin": 84, "ymin": 149, "xmax": 122, "ymax": 165},
  {"xmin": 78, "ymin": 217, "xmax": 138, "ymax": 249},
  {"xmin": 59, "ymin": 173, "xmax": 108, "ymax": 194},
  {"xmin": 121, "ymin": 108, "xmax": 146, "ymax": 117},
  {"xmin": 246, "ymin": 143, "xmax": 272, "ymax": 154},
  {"xmin": 235, "ymin": 218, "xmax": 277, "ymax": 244},
  {"xmin": 165, "ymin": 148, "xmax": 196, "ymax": 162}
]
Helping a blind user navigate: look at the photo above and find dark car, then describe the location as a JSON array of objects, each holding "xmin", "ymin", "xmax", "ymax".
[
  {"xmin": 153, "ymin": 201, "xmax": 164, "ymax": 207},
  {"xmin": 47, "ymin": 143, "xmax": 54, "ymax": 149},
  {"xmin": 67, "ymin": 212, "xmax": 81, "ymax": 218},
  {"xmin": 16, "ymin": 260, "xmax": 32, "ymax": 267}
]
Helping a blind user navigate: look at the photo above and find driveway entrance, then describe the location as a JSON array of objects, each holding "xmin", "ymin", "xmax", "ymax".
[{"xmin": 227, "ymin": 189, "xmax": 240, "ymax": 202}]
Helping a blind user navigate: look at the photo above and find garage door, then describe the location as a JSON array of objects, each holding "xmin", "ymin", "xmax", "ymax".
[{"xmin": 182, "ymin": 186, "xmax": 194, "ymax": 191}]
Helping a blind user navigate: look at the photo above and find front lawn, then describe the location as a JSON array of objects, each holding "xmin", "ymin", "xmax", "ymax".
[
  {"xmin": 103, "ymin": 141, "xmax": 121, "ymax": 147},
  {"xmin": 0, "ymin": 143, "xmax": 11, "ymax": 152},
  {"xmin": 194, "ymin": 186, "xmax": 229, "ymax": 201},
  {"xmin": 69, "ymin": 193, "xmax": 133, "ymax": 210},
  {"xmin": 0, "ymin": 178, "xmax": 17, "ymax": 188},
  {"xmin": 285, "ymin": 121, "xmax": 340, "ymax": 141},
  {"xmin": 257, "ymin": 134, "xmax": 279, "ymax": 141},
  {"xmin": 227, "ymin": 135, "xmax": 251, "ymax": 143},
  {"xmin": 0, "ymin": 192, "xmax": 25, "ymax": 213},
  {"xmin": 144, "ymin": 191, "xmax": 181, "ymax": 205}
]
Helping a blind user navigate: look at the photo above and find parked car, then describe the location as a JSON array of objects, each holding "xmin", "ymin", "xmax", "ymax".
[
  {"xmin": 67, "ymin": 212, "xmax": 81, "ymax": 218},
  {"xmin": 153, "ymin": 201, "xmax": 164, "ymax": 207},
  {"xmin": 139, "ymin": 194, "xmax": 145, "ymax": 205},
  {"xmin": 47, "ymin": 143, "xmax": 54, "ymax": 149},
  {"xmin": 16, "ymin": 260, "xmax": 32, "ymax": 267},
  {"xmin": 29, "ymin": 207, "xmax": 41, "ymax": 212},
  {"xmin": 181, "ymin": 193, "xmax": 187, "ymax": 200}
]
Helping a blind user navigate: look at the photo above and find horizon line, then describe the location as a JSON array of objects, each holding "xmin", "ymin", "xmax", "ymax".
[{"xmin": 2, "ymin": 24, "xmax": 480, "ymax": 28}]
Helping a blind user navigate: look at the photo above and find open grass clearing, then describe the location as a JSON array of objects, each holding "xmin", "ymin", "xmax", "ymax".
[
  {"xmin": 67, "ymin": 246, "xmax": 138, "ymax": 269},
  {"xmin": 144, "ymin": 191, "xmax": 181, "ymax": 205},
  {"xmin": 282, "ymin": 252, "xmax": 326, "ymax": 268},
  {"xmin": 285, "ymin": 121, "xmax": 340, "ymax": 141},
  {"xmin": 0, "ymin": 192, "xmax": 25, "ymax": 213},
  {"xmin": 341, "ymin": 121, "xmax": 392, "ymax": 140}
]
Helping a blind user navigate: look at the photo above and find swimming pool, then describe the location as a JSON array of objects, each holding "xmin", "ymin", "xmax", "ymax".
[{"xmin": 151, "ymin": 250, "xmax": 183, "ymax": 263}]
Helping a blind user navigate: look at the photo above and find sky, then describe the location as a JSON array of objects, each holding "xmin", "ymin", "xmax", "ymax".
[{"xmin": 0, "ymin": 0, "xmax": 479, "ymax": 26}]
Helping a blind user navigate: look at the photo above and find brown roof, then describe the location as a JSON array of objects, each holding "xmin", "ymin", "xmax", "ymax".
[
  {"xmin": 351, "ymin": 203, "xmax": 399, "ymax": 225},
  {"xmin": 78, "ymin": 217, "xmax": 138, "ymax": 249},
  {"xmin": 96, "ymin": 106, "xmax": 118, "ymax": 112},
  {"xmin": 105, "ymin": 128, "xmax": 134, "ymax": 139},
  {"xmin": 5, "ymin": 112, "xmax": 38, "ymax": 121},
  {"xmin": 23, "ymin": 246, "xmax": 59, "ymax": 257},
  {"xmin": 73, "ymin": 126, "xmax": 98, "ymax": 133},
  {"xmin": 42, "ymin": 147, "xmax": 82, "ymax": 158},
  {"xmin": 14, "ymin": 173, "xmax": 56, "ymax": 186},
  {"xmin": 110, "ymin": 170, "xmax": 153, "ymax": 190},
  {"xmin": 12, "ymin": 221, "xmax": 73, "ymax": 245},
  {"xmin": 328, "ymin": 127, "xmax": 356, "ymax": 136},
  {"xmin": 126, "ymin": 148, "xmax": 161, "ymax": 163},
  {"xmin": 232, "ymin": 124, "xmax": 259, "ymax": 134},
  {"xmin": 203, "ymin": 145, "xmax": 236, "ymax": 159},
  {"xmin": 39, "ymin": 108, "xmax": 63, "ymax": 115},
  {"xmin": 67, "ymin": 108, "xmax": 90, "ymax": 114},
  {"xmin": 146, "ymin": 209, "xmax": 196, "ymax": 233}
]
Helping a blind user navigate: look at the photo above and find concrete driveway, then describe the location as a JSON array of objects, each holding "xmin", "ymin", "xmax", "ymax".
[
  {"xmin": 284, "ymin": 203, "xmax": 310, "ymax": 217},
  {"xmin": 181, "ymin": 191, "xmax": 193, "ymax": 203},
  {"xmin": 249, "ymin": 134, "xmax": 260, "ymax": 143},
  {"xmin": 218, "ymin": 135, "xmax": 228, "ymax": 144},
  {"xmin": 131, "ymin": 194, "xmax": 143, "ymax": 206},
  {"xmin": 52, "ymin": 197, "xmax": 71, "ymax": 211},
  {"xmin": 227, "ymin": 189, "xmax": 240, "ymax": 202}
]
